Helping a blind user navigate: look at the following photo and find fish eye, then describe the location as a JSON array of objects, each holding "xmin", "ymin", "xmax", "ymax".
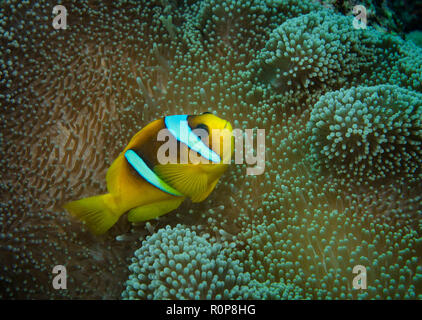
[{"xmin": 195, "ymin": 123, "xmax": 209, "ymax": 135}]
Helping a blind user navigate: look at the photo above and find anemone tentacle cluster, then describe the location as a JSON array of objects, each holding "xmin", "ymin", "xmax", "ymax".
[
  {"xmin": 1, "ymin": 0, "xmax": 421, "ymax": 299},
  {"xmin": 308, "ymin": 85, "xmax": 422, "ymax": 184},
  {"xmin": 122, "ymin": 224, "xmax": 302, "ymax": 299}
]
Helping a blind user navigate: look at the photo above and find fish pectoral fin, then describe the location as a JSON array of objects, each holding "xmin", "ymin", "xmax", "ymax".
[
  {"xmin": 127, "ymin": 198, "xmax": 184, "ymax": 222},
  {"xmin": 190, "ymin": 178, "xmax": 219, "ymax": 203},
  {"xmin": 154, "ymin": 164, "xmax": 209, "ymax": 200}
]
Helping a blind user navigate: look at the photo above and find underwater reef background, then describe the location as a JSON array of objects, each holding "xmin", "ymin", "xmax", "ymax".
[{"xmin": 0, "ymin": 0, "xmax": 421, "ymax": 299}]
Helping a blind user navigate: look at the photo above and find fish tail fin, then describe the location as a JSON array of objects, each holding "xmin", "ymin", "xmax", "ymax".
[{"xmin": 63, "ymin": 194, "xmax": 119, "ymax": 235}]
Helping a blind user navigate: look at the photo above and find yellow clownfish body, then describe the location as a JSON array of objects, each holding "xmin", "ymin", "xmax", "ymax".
[{"xmin": 63, "ymin": 113, "xmax": 233, "ymax": 235}]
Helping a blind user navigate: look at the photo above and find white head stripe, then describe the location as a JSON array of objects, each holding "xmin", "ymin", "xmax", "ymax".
[{"xmin": 164, "ymin": 115, "xmax": 221, "ymax": 163}]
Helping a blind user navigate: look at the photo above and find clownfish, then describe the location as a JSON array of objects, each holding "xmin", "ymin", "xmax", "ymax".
[{"xmin": 63, "ymin": 113, "xmax": 234, "ymax": 235}]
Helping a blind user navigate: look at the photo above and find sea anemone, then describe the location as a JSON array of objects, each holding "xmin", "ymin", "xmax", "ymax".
[
  {"xmin": 308, "ymin": 84, "xmax": 422, "ymax": 184},
  {"xmin": 0, "ymin": 0, "xmax": 421, "ymax": 299}
]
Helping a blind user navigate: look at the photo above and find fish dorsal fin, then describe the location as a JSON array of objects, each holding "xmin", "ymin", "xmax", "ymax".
[
  {"xmin": 154, "ymin": 164, "xmax": 210, "ymax": 201},
  {"xmin": 125, "ymin": 119, "xmax": 164, "ymax": 152},
  {"xmin": 106, "ymin": 154, "xmax": 124, "ymax": 195}
]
